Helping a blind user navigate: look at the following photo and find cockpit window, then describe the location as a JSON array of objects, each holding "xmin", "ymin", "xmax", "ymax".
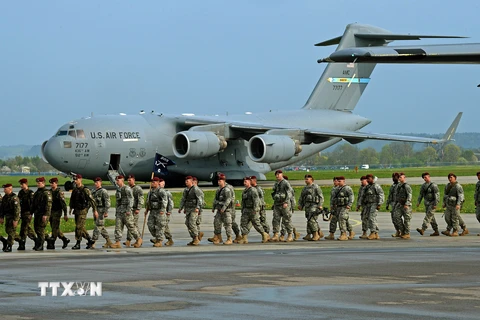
[
  {"xmin": 68, "ymin": 130, "xmax": 76, "ymax": 138},
  {"xmin": 76, "ymin": 130, "xmax": 85, "ymax": 139},
  {"xmin": 56, "ymin": 130, "xmax": 68, "ymax": 136}
]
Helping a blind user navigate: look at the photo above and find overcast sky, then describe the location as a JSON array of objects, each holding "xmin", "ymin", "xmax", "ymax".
[{"xmin": 1, "ymin": 0, "xmax": 479, "ymax": 145}]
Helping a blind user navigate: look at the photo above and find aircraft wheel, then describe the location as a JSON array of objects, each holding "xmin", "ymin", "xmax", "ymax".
[{"xmin": 64, "ymin": 181, "xmax": 73, "ymax": 191}]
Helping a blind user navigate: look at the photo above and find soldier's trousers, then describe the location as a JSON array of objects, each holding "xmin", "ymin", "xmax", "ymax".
[
  {"xmin": 444, "ymin": 205, "xmax": 460, "ymax": 231},
  {"xmin": 147, "ymin": 211, "xmax": 167, "ymax": 241},
  {"xmin": 165, "ymin": 214, "xmax": 172, "ymax": 240},
  {"xmin": 390, "ymin": 204, "xmax": 398, "ymax": 231},
  {"xmin": 240, "ymin": 209, "xmax": 264, "ymax": 235},
  {"xmin": 34, "ymin": 214, "xmax": 47, "ymax": 243},
  {"xmin": 19, "ymin": 214, "xmax": 36, "ymax": 241},
  {"xmin": 337, "ymin": 206, "xmax": 350, "ymax": 233},
  {"xmin": 360, "ymin": 207, "xmax": 368, "ymax": 232},
  {"xmin": 259, "ymin": 206, "xmax": 270, "ymax": 233},
  {"xmin": 92, "ymin": 211, "xmax": 110, "ymax": 241},
  {"xmin": 365, "ymin": 204, "xmax": 379, "ymax": 232},
  {"xmin": 421, "ymin": 204, "xmax": 438, "ymax": 231},
  {"xmin": 305, "ymin": 208, "xmax": 320, "ymax": 234},
  {"xmin": 214, "ymin": 209, "xmax": 233, "ymax": 237},
  {"xmin": 231, "ymin": 209, "xmax": 240, "ymax": 236},
  {"xmin": 458, "ymin": 215, "xmax": 466, "ymax": 228},
  {"xmin": 272, "ymin": 204, "xmax": 293, "ymax": 234},
  {"xmin": 115, "ymin": 211, "xmax": 139, "ymax": 242},
  {"xmin": 74, "ymin": 209, "xmax": 91, "ymax": 241},
  {"xmin": 49, "ymin": 210, "xmax": 65, "ymax": 239},
  {"xmin": 126, "ymin": 213, "xmax": 140, "ymax": 241},
  {"xmin": 196, "ymin": 211, "xmax": 202, "ymax": 233},
  {"xmin": 329, "ymin": 209, "xmax": 352, "ymax": 233},
  {"xmin": 4, "ymin": 216, "xmax": 18, "ymax": 245},
  {"xmin": 185, "ymin": 209, "xmax": 199, "ymax": 238},
  {"xmin": 393, "ymin": 205, "xmax": 412, "ymax": 234},
  {"xmin": 476, "ymin": 206, "xmax": 480, "ymax": 224}
]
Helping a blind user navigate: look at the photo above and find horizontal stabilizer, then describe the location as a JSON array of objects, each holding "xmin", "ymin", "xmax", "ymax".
[{"xmin": 354, "ymin": 34, "xmax": 467, "ymax": 41}]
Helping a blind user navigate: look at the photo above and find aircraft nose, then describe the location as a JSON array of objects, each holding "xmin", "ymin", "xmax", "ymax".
[{"xmin": 41, "ymin": 139, "xmax": 59, "ymax": 166}]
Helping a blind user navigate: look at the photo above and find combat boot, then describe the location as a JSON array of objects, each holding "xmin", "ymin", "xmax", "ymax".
[
  {"xmin": 71, "ymin": 240, "xmax": 81, "ymax": 250},
  {"xmin": 325, "ymin": 232, "xmax": 335, "ymax": 240},
  {"xmin": 213, "ymin": 234, "xmax": 223, "ymax": 245},
  {"xmin": 223, "ymin": 236, "xmax": 233, "ymax": 245},
  {"xmin": 375, "ymin": 233, "xmax": 380, "ymax": 239},
  {"xmin": 1, "ymin": 236, "xmax": 8, "ymax": 251},
  {"xmin": 391, "ymin": 230, "xmax": 401, "ymax": 238},
  {"xmin": 416, "ymin": 228, "xmax": 424, "ymax": 236},
  {"xmin": 430, "ymin": 230, "xmax": 440, "ymax": 236},
  {"xmin": 460, "ymin": 227, "xmax": 469, "ymax": 236},
  {"xmin": 46, "ymin": 238, "xmax": 55, "ymax": 250},
  {"xmin": 34, "ymin": 238, "xmax": 44, "ymax": 251},
  {"xmin": 102, "ymin": 238, "xmax": 113, "ymax": 248},
  {"xmin": 198, "ymin": 232, "xmax": 204, "ymax": 241},
  {"xmin": 165, "ymin": 238, "xmax": 174, "ymax": 246},
  {"xmin": 311, "ymin": 231, "xmax": 320, "ymax": 241},
  {"xmin": 441, "ymin": 229, "xmax": 451, "ymax": 236},
  {"xmin": 348, "ymin": 231, "xmax": 356, "ymax": 240},
  {"xmin": 359, "ymin": 231, "xmax": 368, "ymax": 239},
  {"xmin": 207, "ymin": 234, "xmax": 217, "ymax": 242},
  {"xmin": 338, "ymin": 232, "xmax": 348, "ymax": 241},
  {"xmin": 450, "ymin": 229, "xmax": 459, "ymax": 237},
  {"xmin": 318, "ymin": 230, "xmax": 324, "ymax": 238},
  {"xmin": 109, "ymin": 241, "xmax": 121, "ymax": 249},
  {"xmin": 86, "ymin": 238, "xmax": 95, "ymax": 249},
  {"xmin": 123, "ymin": 240, "xmax": 131, "ymax": 248},
  {"xmin": 401, "ymin": 233, "xmax": 411, "ymax": 239},
  {"xmin": 238, "ymin": 235, "xmax": 248, "ymax": 244},
  {"xmin": 233, "ymin": 233, "xmax": 242, "ymax": 244},
  {"xmin": 279, "ymin": 235, "xmax": 285, "ymax": 242},
  {"xmin": 133, "ymin": 238, "xmax": 143, "ymax": 248},
  {"xmin": 61, "ymin": 236, "xmax": 70, "ymax": 249},
  {"xmin": 294, "ymin": 228, "xmax": 300, "ymax": 241},
  {"xmin": 303, "ymin": 234, "xmax": 312, "ymax": 241},
  {"xmin": 269, "ymin": 233, "xmax": 280, "ymax": 242},
  {"xmin": 285, "ymin": 233, "xmax": 294, "ymax": 242},
  {"xmin": 4, "ymin": 244, "xmax": 12, "ymax": 252},
  {"xmin": 17, "ymin": 239, "xmax": 26, "ymax": 251},
  {"xmin": 367, "ymin": 232, "xmax": 377, "ymax": 240},
  {"xmin": 89, "ymin": 241, "xmax": 96, "ymax": 249},
  {"xmin": 261, "ymin": 233, "xmax": 270, "ymax": 243},
  {"xmin": 153, "ymin": 240, "xmax": 163, "ymax": 247}
]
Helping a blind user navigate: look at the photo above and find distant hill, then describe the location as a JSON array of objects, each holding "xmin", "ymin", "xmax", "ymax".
[{"xmin": 0, "ymin": 145, "xmax": 42, "ymax": 159}]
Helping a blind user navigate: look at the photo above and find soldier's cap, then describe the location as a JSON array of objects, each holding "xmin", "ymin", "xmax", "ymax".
[
  {"xmin": 127, "ymin": 174, "xmax": 135, "ymax": 179},
  {"xmin": 192, "ymin": 176, "xmax": 198, "ymax": 181},
  {"xmin": 217, "ymin": 173, "xmax": 226, "ymax": 181},
  {"xmin": 243, "ymin": 176, "xmax": 251, "ymax": 181},
  {"xmin": 2, "ymin": 183, "xmax": 12, "ymax": 188},
  {"xmin": 36, "ymin": 177, "xmax": 45, "ymax": 183},
  {"xmin": 399, "ymin": 172, "xmax": 405, "ymax": 177},
  {"xmin": 476, "ymin": 171, "xmax": 480, "ymax": 176},
  {"xmin": 250, "ymin": 175, "xmax": 257, "ymax": 180},
  {"xmin": 283, "ymin": 175, "xmax": 289, "ymax": 180},
  {"xmin": 421, "ymin": 172, "xmax": 430, "ymax": 178},
  {"xmin": 158, "ymin": 178, "xmax": 164, "ymax": 183},
  {"xmin": 185, "ymin": 175, "xmax": 193, "ymax": 180},
  {"xmin": 337, "ymin": 176, "xmax": 345, "ymax": 180},
  {"xmin": 18, "ymin": 178, "xmax": 28, "ymax": 184},
  {"xmin": 115, "ymin": 175, "xmax": 125, "ymax": 180},
  {"xmin": 366, "ymin": 174, "xmax": 374, "ymax": 179},
  {"xmin": 360, "ymin": 176, "xmax": 367, "ymax": 180},
  {"xmin": 333, "ymin": 176, "xmax": 337, "ymax": 181},
  {"xmin": 448, "ymin": 172, "xmax": 457, "ymax": 179},
  {"xmin": 304, "ymin": 174, "xmax": 313, "ymax": 179},
  {"xmin": 73, "ymin": 174, "xmax": 82, "ymax": 180},
  {"xmin": 151, "ymin": 177, "xmax": 160, "ymax": 182},
  {"xmin": 393, "ymin": 172, "xmax": 400, "ymax": 179},
  {"xmin": 49, "ymin": 177, "xmax": 58, "ymax": 183},
  {"xmin": 94, "ymin": 177, "xmax": 102, "ymax": 182},
  {"xmin": 274, "ymin": 170, "xmax": 283, "ymax": 175}
]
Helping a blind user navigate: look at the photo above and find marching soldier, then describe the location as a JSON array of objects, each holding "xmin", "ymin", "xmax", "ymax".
[
  {"xmin": 17, "ymin": 178, "xmax": 36, "ymax": 250},
  {"xmin": 332, "ymin": 176, "xmax": 354, "ymax": 241},
  {"xmin": 416, "ymin": 172, "xmax": 440, "ymax": 236},
  {"xmin": 145, "ymin": 177, "xmax": 168, "ymax": 247},
  {"xmin": 226, "ymin": 179, "xmax": 242, "ymax": 244},
  {"xmin": 192, "ymin": 177, "xmax": 204, "ymax": 242},
  {"xmin": 0, "ymin": 184, "xmax": 20, "ymax": 252},
  {"xmin": 394, "ymin": 173, "xmax": 413, "ymax": 239},
  {"xmin": 91, "ymin": 177, "xmax": 112, "ymax": 248},
  {"xmin": 178, "ymin": 176, "xmax": 203, "ymax": 245},
  {"xmin": 442, "ymin": 173, "xmax": 465, "ymax": 237},
  {"xmin": 69, "ymin": 174, "xmax": 97, "ymax": 250},
  {"xmin": 125, "ymin": 174, "xmax": 144, "ymax": 247},
  {"xmin": 160, "ymin": 178, "xmax": 174, "ymax": 246},
  {"xmin": 0, "ymin": 193, "xmax": 4, "ymax": 251},
  {"xmin": 325, "ymin": 177, "xmax": 339, "ymax": 240},
  {"xmin": 211, "ymin": 173, "xmax": 235, "ymax": 245},
  {"xmin": 281, "ymin": 175, "xmax": 300, "ymax": 241},
  {"xmin": 475, "ymin": 172, "xmax": 480, "ymax": 236},
  {"xmin": 237, "ymin": 176, "xmax": 269, "ymax": 244},
  {"xmin": 386, "ymin": 173, "xmax": 401, "ymax": 237},
  {"xmin": 270, "ymin": 170, "xmax": 294, "ymax": 242},
  {"xmin": 363, "ymin": 174, "xmax": 384, "ymax": 240},
  {"xmin": 46, "ymin": 177, "xmax": 70, "ymax": 249},
  {"xmin": 356, "ymin": 176, "xmax": 368, "ymax": 239},
  {"xmin": 250, "ymin": 176, "xmax": 270, "ymax": 235},
  {"xmin": 32, "ymin": 177, "xmax": 52, "ymax": 251},
  {"xmin": 110, "ymin": 175, "xmax": 143, "ymax": 248},
  {"xmin": 298, "ymin": 174, "xmax": 324, "ymax": 241}
]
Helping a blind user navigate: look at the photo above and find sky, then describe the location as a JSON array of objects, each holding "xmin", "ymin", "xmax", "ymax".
[{"xmin": 1, "ymin": 0, "xmax": 480, "ymax": 146}]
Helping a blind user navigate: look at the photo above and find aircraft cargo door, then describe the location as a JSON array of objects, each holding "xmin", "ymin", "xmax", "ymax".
[{"xmin": 109, "ymin": 154, "xmax": 121, "ymax": 170}]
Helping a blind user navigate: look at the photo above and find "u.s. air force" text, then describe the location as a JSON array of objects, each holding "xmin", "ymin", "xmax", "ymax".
[{"xmin": 90, "ymin": 132, "xmax": 140, "ymax": 139}]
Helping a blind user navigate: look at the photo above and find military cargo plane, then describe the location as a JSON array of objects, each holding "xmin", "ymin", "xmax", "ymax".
[{"xmin": 41, "ymin": 23, "xmax": 474, "ymax": 189}]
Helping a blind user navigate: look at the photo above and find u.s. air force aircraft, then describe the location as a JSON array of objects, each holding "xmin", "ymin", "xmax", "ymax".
[{"xmin": 42, "ymin": 23, "xmax": 476, "ymax": 189}]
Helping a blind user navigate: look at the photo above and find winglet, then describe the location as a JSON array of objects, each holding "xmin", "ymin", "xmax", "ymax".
[{"xmin": 441, "ymin": 112, "xmax": 463, "ymax": 142}]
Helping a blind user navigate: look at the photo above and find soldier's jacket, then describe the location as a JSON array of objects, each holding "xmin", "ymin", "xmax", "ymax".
[
  {"xmin": 396, "ymin": 182, "xmax": 412, "ymax": 206},
  {"xmin": 179, "ymin": 185, "xmax": 202, "ymax": 210},
  {"xmin": 361, "ymin": 183, "xmax": 384, "ymax": 206},
  {"xmin": 146, "ymin": 186, "xmax": 168, "ymax": 212},
  {"xmin": 165, "ymin": 189, "xmax": 174, "ymax": 213},
  {"xmin": 226, "ymin": 183, "xmax": 236, "ymax": 206},
  {"xmin": 287, "ymin": 183, "xmax": 296, "ymax": 209},
  {"xmin": 213, "ymin": 185, "xmax": 234, "ymax": 212},
  {"xmin": 70, "ymin": 185, "xmax": 97, "ymax": 212},
  {"xmin": 116, "ymin": 185, "xmax": 134, "ymax": 213},
  {"xmin": 92, "ymin": 187, "xmax": 110, "ymax": 213},
  {"xmin": 131, "ymin": 184, "xmax": 144, "ymax": 211},
  {"xmin": 330, "ymin": 186, "xmax": 337, "ymax": 208},
  {"xmin": 418, "ymin": 182, "xmax": 440, "ymax": 206},
  {"xmin": 271, "ymin": 179, "xmax": 291, "ymax": 205},
  {"xmin": 50, "ymin": 188, "xmax": 68, "ymax": 215},
  {"xmin": 474, "ymin": 180, "xmax": 480, "ymax": 204},
  {"xmin": 0, "ymin": 193, "xmax": 20, "ymax": 221},
  {"xmin": 443, "ymin": 182, "xmax": 465, "ymax": 207},
  {"xmin": 197, "ymin": 187, "xmax": 205, "ymax": 213},
  {"xmin": 298, "ymin": 183, "xmax": 324, "ymax": 211},
  {"xmin": 357, "ymin": 185, "xmax": 365, "ymax": 208},
  {"xmin": 32, "ymin": 187, "xmax": 52, "ymax": 217},
  {"xmin": 18, "ymin": 188, "xmax": 34, "ymax": 215},
  {"xmin": 331, "ymin": 185, "xmax": 354, "ymax": 207},
  {"xmin": 387, "ymin": 182, "xmax": 399, "ymax": 207},
  {"xmin": 254, "ymin": 185, "xmax": 266, "ymax": 206},
  {"xmin": 241, "ymin": 186, "xmax": 260, "ymax": 212}
]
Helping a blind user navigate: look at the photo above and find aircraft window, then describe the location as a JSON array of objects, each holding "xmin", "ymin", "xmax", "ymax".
[
  {"xmin": 76, "ymin": 130, "xmax": 85, "ymax": 139},
  {"xmin": 63, "ymin": 141, "xmax": 72, "ymax": 148},
  {"xmin": 68, "ymin": 130, "xmax": 76, "ymax": 138},
  {"xmin": 56, "ymin": 130, "xmax": 68, "ymax": 136}
]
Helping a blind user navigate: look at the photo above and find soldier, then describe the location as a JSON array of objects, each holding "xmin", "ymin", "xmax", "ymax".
[
  {"xmin": 32, "ymin": 177, "xmax": 52, "ymax": 251},
  {"xmin": 270, "ymin": 170, "xmax": 294, "ymax": 242},
  {"xmin": 332, "ymin": 176, "xmax": 354, "ymax": 241},
  {"xmin": 178, "ymin": 176, "xmax": 202, "ymax": 245},
  {"xmin": 441, "ymin": 173, "xmax": 465, "ymax": 237},
  {"xmin": 386, "ymin": 173, "xmax": 401, "ymax": 237},
  {"xmin": 363, "ymin": 174, "xmax": 384, "ymax": 240},
  {"xmin": 475, "ymin": 172, "xmax": 480, "ymax": 236},
  {"xmin": 91, "ymin": 177, "xmax": 112, "ymax": 248},
  {"xmin": 416, "ymin": 172, "xmax": 440, "ymax": 236},
  {"xmin": 211, "ymin": 173, "xmax": 235, "ymax": 245},
  {"xmin": 226, "ymin": 179, "xmax": 242, "ymax": 244},
  {"xmin": 69, "ymin": 174, "xmax": 98, "ymax": 250},
  {"xmin": 237, "ymin": 176, "xmax": 269, "ymax": 244},
  {"xmin": 125, "ymin": 174, "xmax": 144, "ymax": 247},
  {"xmin": 298, "ymin": 174, "xmax": 324, "ymax": 241},
  {"xmin": 251, "ymin": 176, "xmax": 270, "ymax": 236},
  {"xmin": 160, "ymin": 178, "xmax": 174, "ymax": 246},
  {"xmin": 145, "ymin": 177, "xmax": 168, "ymax": 247},
  {"xmin": 356, "ymin": 176, "xmax": 368, "ymax": 239},
  {"xmin": 0, "ymin": 193, "xmax": 4, "ymax": 251},
  {"xmin": 394, "ymin": 173, "xmax": 413, "ymax": 239},
  {"xmin": 110, "ymin": 175, "xmax": 143, "ymax": 248},
  {"xmin": 0, "ymin": 184, "xmax": 20, "ymax": 252},
  {"xmin": 280, "ymin": 175, "xmax": 300, "ymax": 241},
  {"xmin": 17, "ymin": 178, "xmax": 36, "ymax": 250},
  {"xmin": 325, "ymin": 177, "xmax": 339, "ymax": 240},
  {"xmin": 192, "ymin": 177, "xmax": 204, "ymax": 242},
  {"xmin": 46, "ymin": 177, "xmax": 70, "ymax": 249}
]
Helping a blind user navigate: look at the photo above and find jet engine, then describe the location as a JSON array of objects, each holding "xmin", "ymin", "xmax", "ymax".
[
  {"xmin": 173, "ymin": 131, "xmax": 227, "ymax": 159},
  {"xmin": 248, "ymin": 134, "xmax": 301, "ymax": 163}
]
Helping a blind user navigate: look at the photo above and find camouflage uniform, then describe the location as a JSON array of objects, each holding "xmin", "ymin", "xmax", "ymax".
[
  {"xmin": 357, "ymin": 185, "xmax": 368, "ymax": 233},
  {"xmin": 146, "ymin": 186, "xmax": 168, "ymax": 242},
  {"xmin": 387, "ymin": 182, "xmax": 399, "ymax": 233},
  {"xmin": 114, "ymin": 185, "xmax": 140, "ymax": 242},
  {"xmin": 333, "ymin": 185, "xmax": 354, "ymax": 234},
  {"xmin": 362, "ymin": 183, "xmax": 384, "ymax": 235},
  {"xmin": 226, "ymin": 183, "xmax": 240, "ymax": 238},
  {"xmin": 417, "ymin": 181, "xmax": 440, "ymax": 232},
  {"xmin": 394, "ymin": 182, "xmax": 413, "ymax": 235},
  {"xmin": 17, "ymin": 188, "xmax": 36, "ymax": 242},
  {"xmin": 213, "ymin": 184, "xmax": 234, "ymax": 238},
  {"xmin": 280, "ymin": 184, "xmax": 297, "ymax": 238},
  {"xmin": 474, "ymin": 180, "xmax": 480, "ymax": 225},
  {"xmin": 70, "ymin": 186, "xmax": 96, "ymax": 241},
  {"xmin": 179, "ymin": 185, "xmax": 202, "ymax": 238},
  {"xmin": 127, "ymin": 184, "xmax": 144, "ymax": 241},
  {"xmin": 32, "ymin": 187, "xmax": 52, "ymax": 246},
  {"xmin": 298, "ymin": 183, "xmax": 324, "ymax": 235},
  {"xmin": 196, "ymin": 187, "xmax": 205, "ymax": 234},
  {"xmin": 254, "ymin": 184, "xmax": 270, "ymax": 233},
  {"xmin": 164, "ymin": 189, "xmax": 174, "ymax": 241},
  {"xmin": 92, "ymin": 187, "xmax": 111, "ymax": 241},
  {"xmin": 330, "ymin": 187, "xmax": 353, "ymax": 234},
  {"xmin": 48, "ymin": 187, "xmax": 68, "ymax": 245},
  {"xmin": 0, "ymin": 192, "xmax": 20, "ymax": 247},
  {"xmin": 443, "ymin": 182, "xmax": 464, "ymax": 233},
  {"xmin": 271, "ymin": 179, "xmax": 293, "ymax": 235},
  {"xmin": 240, "ymin": 186, "xmax": 264, "ymax": 236}
]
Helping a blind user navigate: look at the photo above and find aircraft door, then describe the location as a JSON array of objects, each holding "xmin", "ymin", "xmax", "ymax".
[{"xmin": 109, "ymin": 154, "xmax": 121, "ymax": 170}]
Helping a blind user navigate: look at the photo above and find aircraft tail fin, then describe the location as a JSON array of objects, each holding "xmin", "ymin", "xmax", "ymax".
[{"xmin": 441, "ymin": 112, "xmax": 463, "ymax": 142}]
